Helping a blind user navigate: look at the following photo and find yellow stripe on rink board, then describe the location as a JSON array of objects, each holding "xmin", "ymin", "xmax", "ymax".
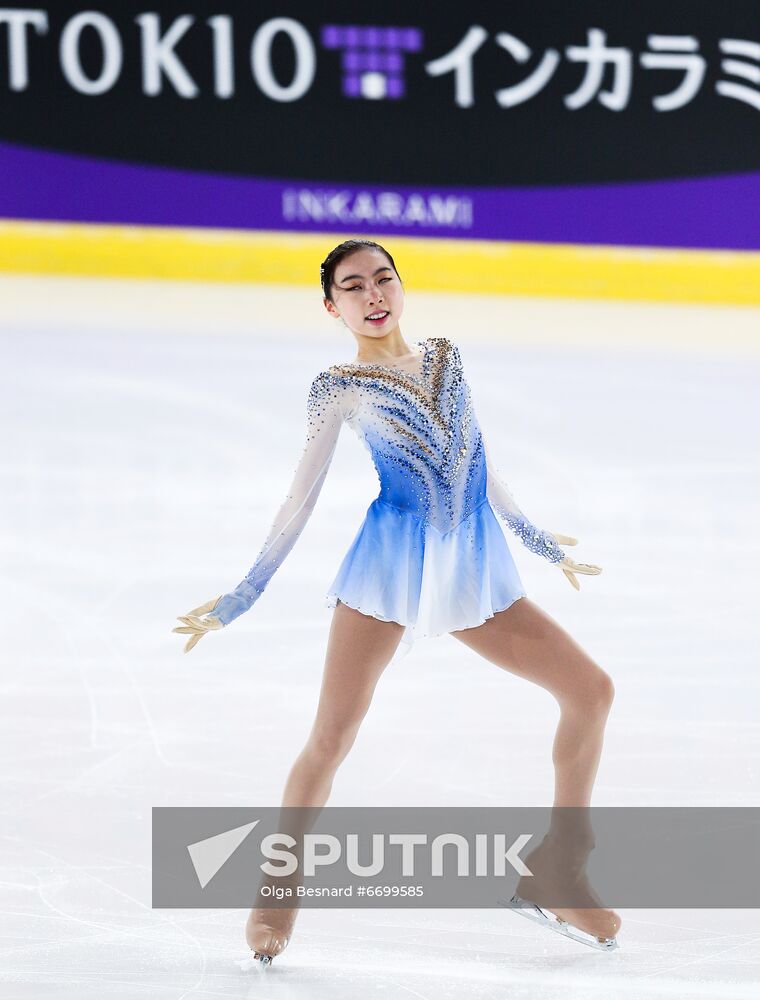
[{"xmin": 1, "ymin": 219, "xmax": 759, "ymax": 305}]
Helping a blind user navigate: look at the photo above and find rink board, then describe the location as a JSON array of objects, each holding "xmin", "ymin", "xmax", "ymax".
[{"xmin": 1, "ymin": 219, "xmax": 760, "ymax": 306}]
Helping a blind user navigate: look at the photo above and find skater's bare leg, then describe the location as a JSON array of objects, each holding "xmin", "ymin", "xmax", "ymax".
[
  {"xmin": 450, "ymin": 596, "xmax": 621, "ymax": 940},
  {"xmin": 246, "ymin": 600, "xmax": 405, "ymax": 958}
]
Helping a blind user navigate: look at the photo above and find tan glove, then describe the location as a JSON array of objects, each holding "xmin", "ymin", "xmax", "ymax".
[
  {"xmin": 549, "ymin": 532, "xmax": 602, "ymax": 591},
  {"xmin": 172, "ymin": 595, "xmax": 224, "ymax": 653}
]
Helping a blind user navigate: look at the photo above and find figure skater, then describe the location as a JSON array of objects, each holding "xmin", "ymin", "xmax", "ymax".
[{"xmin": 173, "ymin": 238, "xmax": 621, "ymax": 962}]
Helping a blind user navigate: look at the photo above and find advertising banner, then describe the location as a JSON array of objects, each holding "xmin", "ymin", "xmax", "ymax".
[{"xmin": 1, "ymin": 1, "xmax": 759, "ymax": 249}]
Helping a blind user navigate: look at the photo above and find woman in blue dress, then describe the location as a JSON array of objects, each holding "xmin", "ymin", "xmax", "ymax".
[{"xmin": 173, "ymin": 239, "xmax": 620, "ymax": 961}]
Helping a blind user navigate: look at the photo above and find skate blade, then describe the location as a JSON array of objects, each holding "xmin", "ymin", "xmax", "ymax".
[
  {"xmin": 499, "ymin": 893, "xmax": 619, "ymax": 952},
  {"xmin": 235, "ymin": 951, "xmax": 274, "ymax": 971}
]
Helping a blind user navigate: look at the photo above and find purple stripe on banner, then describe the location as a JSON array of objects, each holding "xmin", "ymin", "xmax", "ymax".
[{"xmin": 0, "ymin": 139, "xmax": 758, "ymax": 250}]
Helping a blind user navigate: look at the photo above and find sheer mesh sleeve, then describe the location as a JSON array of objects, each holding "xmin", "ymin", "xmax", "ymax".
[
  {"xmin": 453, "ymin": 340, "xmax": 565, "ymax": 565},
  {"xmin": 209, "ymin": 372, "xmax": 346, "ymax": 626},
  {"xmin": 481, "ymin": 433, "xmax": 565, "ymax": 564}
]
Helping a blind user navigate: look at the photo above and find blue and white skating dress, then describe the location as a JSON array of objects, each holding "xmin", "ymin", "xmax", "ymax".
[{"xmin": 209, "ymin": 337, "xmax": 565, "ymax": 662}]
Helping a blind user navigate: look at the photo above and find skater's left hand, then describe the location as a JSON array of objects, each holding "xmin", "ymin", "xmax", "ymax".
[
  {"xmin": 172, "ymin": 595, "xmax": 224, "ymax": 652},
  {"xmin": 549, "ymin": 533, "xmax": 602, "ymax": 591}
]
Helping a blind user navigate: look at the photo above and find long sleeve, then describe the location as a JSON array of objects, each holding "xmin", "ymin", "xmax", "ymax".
[
  {"xmin": 452, "ymin": 339, "xmax": 565, "ymax": 565},
  {"xmin": 482, "ymin": 432, "xmax": 565, "ymax": 564},
  {"xmin": 210, "ymin": 372, "xmax": 345, "ymax": 626}
]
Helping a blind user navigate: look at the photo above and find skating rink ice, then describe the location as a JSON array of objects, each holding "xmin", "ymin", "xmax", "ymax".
[{"xmin": 2, "ymin": 273, "xmax": 759, "ymax": 998}]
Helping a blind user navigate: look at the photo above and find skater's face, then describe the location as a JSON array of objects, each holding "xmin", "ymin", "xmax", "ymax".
[{"xmin": 323, "ymin": 249, "xmax": 404, "ymax": 337}]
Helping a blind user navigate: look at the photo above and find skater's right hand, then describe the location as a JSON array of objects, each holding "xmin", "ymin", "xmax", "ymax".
[{"xmin": 172, "ymin": 595, "xmax": 225, "ymax": 653}]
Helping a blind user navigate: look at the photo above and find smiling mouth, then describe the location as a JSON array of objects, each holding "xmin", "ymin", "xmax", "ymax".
[{"xmin": 366, "ymin": 311, "xmax": 389, "ymax": 321}]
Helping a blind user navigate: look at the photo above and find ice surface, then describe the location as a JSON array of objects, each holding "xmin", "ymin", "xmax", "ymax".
[{"xmin": 1, "ymin": 274, "xmax": 758, "ymax": 998}]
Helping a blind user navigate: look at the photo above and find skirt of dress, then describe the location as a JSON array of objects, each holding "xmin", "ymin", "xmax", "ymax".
[{"xmin": 324, "ymin": 496, "xmax": 527, "ymax": 664}]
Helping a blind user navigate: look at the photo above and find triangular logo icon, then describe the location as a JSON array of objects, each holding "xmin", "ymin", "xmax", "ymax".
[{"xmin": 187, "ymin": 820, "xmax": 259, "ymax": 888}]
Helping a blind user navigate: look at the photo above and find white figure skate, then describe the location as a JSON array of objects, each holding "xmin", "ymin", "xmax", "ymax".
[{"xmin": 500, "ymin": 892, "xmax": 620, "ymax": 951}]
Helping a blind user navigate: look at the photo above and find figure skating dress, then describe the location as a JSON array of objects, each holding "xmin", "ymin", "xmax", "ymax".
[{"xmin": 209, "ymin": 337, "xmax": 565, "ymax": 663}]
